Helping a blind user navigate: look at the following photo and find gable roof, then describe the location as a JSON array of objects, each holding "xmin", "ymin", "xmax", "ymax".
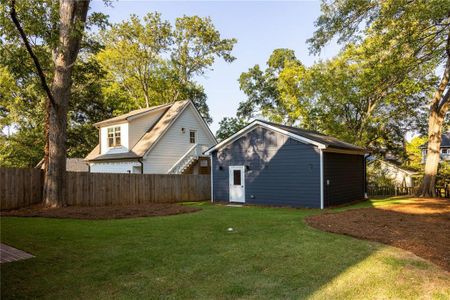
[
  {"xmin": 86, "ymin": 100, "xmax": 215, "ymax": 162},
  {"xmin": 368, "ymin": 159, "xmax": 418, "ymax": 176},
  {"xmin": 205, "ymin": 119, "xmax": 367, "ymax": 155},
  {"xmin": 420, "ymin": 132, "xmax": 450, "ymax": 148},
  {"xmin": 94, "ymin": 103, "xmax": 173, "ymax": 127}
]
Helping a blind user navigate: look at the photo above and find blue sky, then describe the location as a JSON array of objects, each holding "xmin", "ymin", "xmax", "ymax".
[{"xmin": 91, "ymin": 0, "xmax": 340, "ymax": 133}]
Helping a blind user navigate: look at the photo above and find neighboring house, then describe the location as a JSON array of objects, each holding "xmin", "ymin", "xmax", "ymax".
[
  {"xmin": 85, "ymin": 100, "xmax": 216, "ymax": 174},
  {"xmin": 205, "ymin": 120, "xmax": 368, "ymax": 209},
  {"xmin": 420, "ymin": 132, "xmax": 450, "ymax": 163},
  {"xmin": 367, "ymin": 159, "xmax": 417, "ymax": 188},
  {"xmin": 36, "ymin": 158, "xmax": 89, "ymax": 172}
]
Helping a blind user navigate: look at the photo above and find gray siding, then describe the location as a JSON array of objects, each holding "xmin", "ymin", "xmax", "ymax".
[
  {"xmin": 212, "ymin": 127, "xmax": 321, "ymax": 208},
  {"xmin": 323, "ymin": 152, "xmax": 365, "ymax": 206}
]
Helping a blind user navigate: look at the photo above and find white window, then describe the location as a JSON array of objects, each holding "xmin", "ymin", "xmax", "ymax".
[
  {"xmin": 107, "ymin": 126, "xmax": 121, "ymax": 147},
  {"xmin": 442, "ymin": 148, "xmax": 448, "ymax": 154},
  {"xmin": 189, "ymin": 130, "xmax": 196, "ymax": 144},
  {"xmin": 132, "ymin": 166, "xmax": 142, "ymax": 174}
]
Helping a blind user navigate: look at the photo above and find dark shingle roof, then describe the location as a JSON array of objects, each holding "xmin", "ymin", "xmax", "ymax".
[{"xmin": 259, "ymin": 120, "xmax": 366, "ymax": 152}]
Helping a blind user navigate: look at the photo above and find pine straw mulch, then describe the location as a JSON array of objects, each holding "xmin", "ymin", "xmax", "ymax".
[
  {"xmin": 306, "ymin": 198, "xmax": 450, "ymax": 271},
  {"xmin": 0, "ymin": 203, "xmax": 201, "ymax": 220}
]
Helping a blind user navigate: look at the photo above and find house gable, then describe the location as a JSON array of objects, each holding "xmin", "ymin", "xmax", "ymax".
[
  {"xmin": 211, "ymin": 126, "xmax": 322, "ymax": 208},
  {"xmin": 142, "ymin": 103, "xmax": 216, "ymax": 173}
]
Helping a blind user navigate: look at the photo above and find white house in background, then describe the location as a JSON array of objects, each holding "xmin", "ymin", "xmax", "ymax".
[
  {"xmin": 85, "ymin": 100, "xmax": 216, "ymax": 174},
  {"xmin": 36, "ymin": 158, "xmax": 89, "ymax": 172},
  {"xmin": 368, "ymin": 159, "xmax": 417, "ymax": 188},
  {"xmin": 420, "ymin": 132, "xmax": 450, "ymax": 163}
]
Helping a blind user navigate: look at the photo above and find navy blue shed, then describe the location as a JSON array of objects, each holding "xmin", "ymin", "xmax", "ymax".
[{"xmin": 205, "ymin": 120, "xmax": 368, "ymax": 209}]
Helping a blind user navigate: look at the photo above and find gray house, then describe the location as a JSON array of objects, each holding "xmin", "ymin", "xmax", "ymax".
[{"xmin": 205, "ymin": 120, "xmax": 368, "ymax": 209}]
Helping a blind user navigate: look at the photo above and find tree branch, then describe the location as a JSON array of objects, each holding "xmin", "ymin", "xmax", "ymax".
[{"xmin": 9, "ymin": 0, "xmax": 57, "ymax": 109}]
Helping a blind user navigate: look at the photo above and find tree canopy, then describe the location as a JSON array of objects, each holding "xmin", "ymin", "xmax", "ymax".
[{"xmin": 97, "ymin": 13, "xmax": 237, "ymax": 123}]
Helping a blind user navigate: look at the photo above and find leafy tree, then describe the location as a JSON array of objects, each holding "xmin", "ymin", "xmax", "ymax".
[
  {"xmin": 404, "ymin": 136, "xmax": 428, "ymax": 171},
  {"xmin": 97, "ymin": 13, "xmax": 237, "ymax": 123},
  {"xmin": 0, "ymin": 1, "xmax": 111, "ymax": 168},
  {"xmin": 216, "ymin": 117, "xmax": 248, "ymax": 141},
  {"xmin": 307, "ymin": 0, "xmax": 450, "ymax": 196},
  {"xmin": 2, "ymin": 0, "xmax": 110, "ymax": 206},
  {"xmin": 237, "ymin": 47, "xmax": 431, "ymax": 156},
  {"xmin": 237, "ymin": 49, "xmax": 302, "ymax": 124}
]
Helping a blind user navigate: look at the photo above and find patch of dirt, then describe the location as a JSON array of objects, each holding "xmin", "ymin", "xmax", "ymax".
[
  {"xmin": 0, "ymin": 203, "xmax": 201, "ymax": 220},
  {"xmin": 306, "ymin": 198, "xmax": 450, "ymax": 271}
]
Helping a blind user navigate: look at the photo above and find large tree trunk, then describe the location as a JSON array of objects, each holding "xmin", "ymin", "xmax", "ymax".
[
  {"xmin": 43, "ymin": 0, "xmax": 90, "ymax": 207},
  {"xmin": 420, "ymin": 57, "xmax": 450, "ymax": 197}
]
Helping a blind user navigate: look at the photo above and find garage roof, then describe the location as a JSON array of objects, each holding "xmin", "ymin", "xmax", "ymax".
[{"xmin": 205, "ymin": 120, "xmax": 367, "ymax": 155}]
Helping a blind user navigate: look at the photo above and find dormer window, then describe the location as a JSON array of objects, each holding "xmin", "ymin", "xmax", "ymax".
[{"xmin": 107, "ymin": 126, "xmax": 121, "ymax": 147}]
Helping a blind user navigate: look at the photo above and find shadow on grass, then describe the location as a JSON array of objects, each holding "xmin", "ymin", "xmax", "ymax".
[{"xmin": 1, "ymin": 198, "xmax": 449, "ymax": 299}]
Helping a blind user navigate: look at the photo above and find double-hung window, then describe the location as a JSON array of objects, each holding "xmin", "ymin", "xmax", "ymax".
[
  {"xmin": 189, "ymin": 130, "xmax": 196, "ymax": 144},
  {"xmin": 107, "ymin": 126, "xmax": 121, "ymax": 147}
]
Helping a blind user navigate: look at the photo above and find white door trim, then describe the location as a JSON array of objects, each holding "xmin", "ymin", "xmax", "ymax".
[{"xmin": 229, "ymin": 165, "xmax": 245, "ymax": 203}]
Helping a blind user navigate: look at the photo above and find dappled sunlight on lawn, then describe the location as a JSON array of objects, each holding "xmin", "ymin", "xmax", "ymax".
[{"xmin": 309, "ymin": 247, "xmax": 450, "ymax": 299}]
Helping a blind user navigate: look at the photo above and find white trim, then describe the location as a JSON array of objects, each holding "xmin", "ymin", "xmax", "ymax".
[
  {"xmin": 210, "ymin": 154, "xmax": 214, "ymax": 203},
  {"xmin": 141, "ymin": 102, "xmax": 191, "ymax": 158},
  {"xmin": 229, "ymin": 165, "xmax": 245, "ymax": 203},
  {"xmin": 320, "ymin": 149, "xmax": 324, "ymax": 209},
  {"xmin": 167, "ymin": 143, "xmax": 197, "ymax": 173},
  {"xmin": 205, "ymin": 120, "xmax": 327, "ymax": 155},
  {"xmin": 187, "ymin": 101, "xmax": 217, "ymax": 144}
]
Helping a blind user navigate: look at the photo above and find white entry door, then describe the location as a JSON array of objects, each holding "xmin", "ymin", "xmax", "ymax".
[{"xmin": 229, "ymin": 166, "xmax": 245, "ymax": 203}]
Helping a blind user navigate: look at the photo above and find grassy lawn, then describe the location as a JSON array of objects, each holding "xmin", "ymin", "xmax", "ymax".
[{"xmin": 1, "ymin": 198, "xmax": 449, "ymax": 299}]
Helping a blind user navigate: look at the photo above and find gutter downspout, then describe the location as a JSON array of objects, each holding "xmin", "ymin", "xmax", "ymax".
[{"xmin": 138, "ymin": 158, "xmax": 144, "ymax": 174}]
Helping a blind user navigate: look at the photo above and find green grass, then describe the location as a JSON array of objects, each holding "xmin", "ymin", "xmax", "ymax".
[{"xmin": 1, "ymin": 198, "xmax": 449, "ymax": 299}]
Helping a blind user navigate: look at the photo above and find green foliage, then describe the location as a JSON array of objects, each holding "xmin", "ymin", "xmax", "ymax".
[
  {"xmin": 0, "ymin": 1, "xmax": 111, "ymax": 166},
  {"xmin": 404, "ymin": 136, "xmax": 427, "ymax": 171},
  {"xmin": 307, "ymin": 0, "xmax": 450, "ymax": 167},
  {"xmin": 97, "ymin": 13, "xmax": 237, "ymax": 123},
  {"xmin": 237, "ymin": 47, "xmax": 432, "ymax": 156},
  {"xmin": 215, "ymin": 117, "xmax": 248, "ymax": 141}
]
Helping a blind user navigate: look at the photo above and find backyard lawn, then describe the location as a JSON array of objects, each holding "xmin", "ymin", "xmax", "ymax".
[{"xmin": 1, "ymin": 198, "xmax": 449, "ymax": 299}]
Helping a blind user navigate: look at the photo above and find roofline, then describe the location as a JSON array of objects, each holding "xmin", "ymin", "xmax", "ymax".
[
  {"xmin": 369, "ymin": 159, "xmax": 418, "ymax": 175},
  {"xmin": 141, "ymin": 100, "xmax": 208, "ymax": 157},
  {"xmin": 93, "ymin": 103, "xmax": 172, "ymax": 127},
  {"xmin": 323, "ymin": 148, "xmax": 367, "ymax": 155},
  {"xmin": 204, "ymin": 120, "xmax": 328, "ymax": 155},
  {"xmin": 189, "ymin": 101, "xmax": 217, "ymax": 144},
  {"xmin": 85, "ymin": 155, "xmax": 142, "ymax": 162}
]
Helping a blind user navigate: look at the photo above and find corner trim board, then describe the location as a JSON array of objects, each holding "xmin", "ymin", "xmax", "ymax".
[{"xmin": 320, "ymin": 149, "xmax": 324, "ymax": 209}]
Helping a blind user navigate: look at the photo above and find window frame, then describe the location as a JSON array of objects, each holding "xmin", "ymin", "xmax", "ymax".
[
  {"xmin": 107, "ymin": 126, "xmax": 122, "ymax": 148},
  {"xmin": 189, "ymin": 130, "xmax": 196, "ymax": 144}
]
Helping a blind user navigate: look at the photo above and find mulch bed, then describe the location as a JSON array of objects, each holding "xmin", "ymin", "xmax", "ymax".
[
  {"xmin": 306, "ymin": 198, "xmax": 450, "ymax": 271},
  {"xmin": 0, "ymin": 203, "xmax": 201, "ymax": 220}
]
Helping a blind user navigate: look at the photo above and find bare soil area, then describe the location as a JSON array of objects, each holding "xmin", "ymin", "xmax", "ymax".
[
  {"xmin": 306, "ymin": 198, "xmax": 450, "ymax": 271},
  {"xmin": 0, "ymin": 203, "xmax": 200, "ymax": 220}
]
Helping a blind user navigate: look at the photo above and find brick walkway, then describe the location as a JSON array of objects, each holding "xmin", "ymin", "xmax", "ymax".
[{"xmin": 0, "ymin": 243, "xmax": 34, "ymax": 263}]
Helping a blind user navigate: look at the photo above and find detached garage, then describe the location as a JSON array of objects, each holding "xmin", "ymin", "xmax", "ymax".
[{"xmin": 205, "ymin": 120, "xmax": 368, "ymax": 209}]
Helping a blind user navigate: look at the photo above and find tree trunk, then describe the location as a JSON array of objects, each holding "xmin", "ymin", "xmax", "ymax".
[
  {"xmin": 420, "ymin": 57, "xmax": 450, "ymax": 197},
  {"xmin": 43, "ymin": 0, "xmax": 90, "ymax": 207}
]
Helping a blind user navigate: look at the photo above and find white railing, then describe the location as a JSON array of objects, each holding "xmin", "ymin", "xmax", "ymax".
[{"xmin": 168, "ymin": 144, "xmax": 210, "ymax": 174}]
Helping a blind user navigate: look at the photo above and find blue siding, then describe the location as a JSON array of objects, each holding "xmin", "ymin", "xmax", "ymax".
[{"xmin": 212, "ymin": 127, "xmax": 321, "ymax": 208}]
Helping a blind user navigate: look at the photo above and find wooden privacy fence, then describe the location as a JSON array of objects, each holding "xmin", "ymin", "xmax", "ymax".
[
  {"xmin": 0, "ymin": 168, "xmax": 44, "ymax": 210},
  {"xmin": 0, "ymin": 168, "xmax": 211, "ymax": 210},
  {"xmin": 65, "ymin": 172, "xmax": 210, "ymax": 206}
]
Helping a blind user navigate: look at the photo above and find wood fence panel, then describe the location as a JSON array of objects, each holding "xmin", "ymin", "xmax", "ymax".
[
  {"xmin": 0, "ymin": 168, "xmax": 43, "ymax": 210},
  {"xmin": 1, "ymin": 168, "xmax": 210, "ymax": 209}
]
